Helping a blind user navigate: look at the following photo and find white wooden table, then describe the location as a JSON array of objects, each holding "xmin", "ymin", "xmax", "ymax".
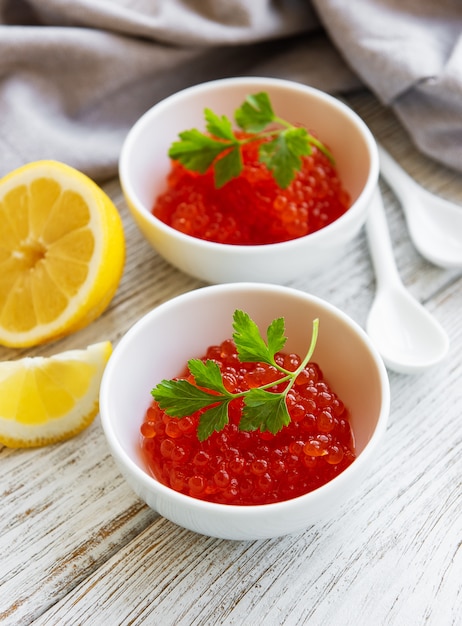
[{"xmin": 1, "ymin": 90, "xmax": 461, "ymax": 626}]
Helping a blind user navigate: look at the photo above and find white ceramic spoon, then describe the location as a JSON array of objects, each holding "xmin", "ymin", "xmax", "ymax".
[
  {"xmin": 366, "ymin": 188, "xmax": 449, "ymax": 374},
  {"xmin": 378, "ymin": 145, "xmax": 462, "ymax": 268}
]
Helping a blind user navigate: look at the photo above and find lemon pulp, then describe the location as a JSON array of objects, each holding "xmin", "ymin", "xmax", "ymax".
[{"xmin": 0, "ymin": 161, "xmax": 125, "ymax": 347}]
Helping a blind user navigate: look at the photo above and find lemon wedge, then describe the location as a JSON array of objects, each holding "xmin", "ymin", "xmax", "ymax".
[
  {"xmin": 0, "ymin": 341, "xmax": 112, "ymax": 448},
  {"xmin": 0, "ymin": 161, "xmax": 125, "ymax": 347}
]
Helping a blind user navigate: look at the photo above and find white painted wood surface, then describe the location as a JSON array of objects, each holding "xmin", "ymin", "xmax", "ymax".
[{"xmin": 1, "ymin": 91, "xmax": 461, "ymax": 626}]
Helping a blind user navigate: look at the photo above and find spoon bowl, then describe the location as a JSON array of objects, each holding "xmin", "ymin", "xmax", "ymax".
[
  {"xmin": 366, "ymin": 284, "xmax": 449, "ymax": 375},
  {"xmin": 378, "ymin": 145, "xmax": 462, "ymax": 269},
  {"xmin": 366, "ymin": 188, "xmax": 449, "ymax": 374}
]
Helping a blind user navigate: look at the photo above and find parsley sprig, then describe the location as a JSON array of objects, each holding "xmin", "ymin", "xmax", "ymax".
[
  {"xmin": 168, "ymin": 92, "xmax": 333, "ymax": 189},
  {"xmin": 151, "ymin": 310, "xmax": 319, "ymax": 441}
]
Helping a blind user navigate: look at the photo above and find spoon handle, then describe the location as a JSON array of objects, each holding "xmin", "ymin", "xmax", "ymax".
[
  {"xmin": 378, "ymin": 145, "xmax": 418, "ymax": 203},
  {"xmin": 366, "ymin": 188, "xmax": 402, "ymax": 289}
]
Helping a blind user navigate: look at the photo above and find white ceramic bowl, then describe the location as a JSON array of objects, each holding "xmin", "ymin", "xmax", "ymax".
[
  {"xmin": 119, "ymin": 77, "xmax": 379, "ymax": 284},
  {"xmin": 100, "ymin": 283, "xmax": 390, "ymax": 540}
]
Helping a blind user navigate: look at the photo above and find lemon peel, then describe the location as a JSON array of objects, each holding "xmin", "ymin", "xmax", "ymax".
[{"xmin": 0, "ymin": 341, "xmax": 112, "ymax": 448}]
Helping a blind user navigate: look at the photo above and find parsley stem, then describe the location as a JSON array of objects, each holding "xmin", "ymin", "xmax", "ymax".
[
  {"xmin": 229, "ymin": 373, "xmax": 293, "ymax": 401},
  {"xmin": 272, "ymin": 115, "xmax": 293, "ymax": 129},
  {"xmin": 252, "ymin": 317, "xmax": 320, "ymax": 405},
  {"xmin": 235, "ymin": 130, "xmax": 334, "ymax": 164},
  {"xmin": 225, "ymin": 317, "xmax": 320, "ymax": 401},
  {"xmin": 308, "ymin": 136, "xmax": 334, "ymax": 163},
  {"xmin": 237, "ymin": 130, "xmax": 279, "ymax": 145},
  {"xmin": 282, "ymin": 318, "xmax": 319, "ymax": 397}
]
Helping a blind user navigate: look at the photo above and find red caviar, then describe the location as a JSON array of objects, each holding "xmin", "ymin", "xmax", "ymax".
[
  {"xmin": 153, "ymin": 134, "xmax": 350, "ymax": 245},
  {"xmin": 140, "ymin": 339, "xmax": 356, "ymax": 505}
]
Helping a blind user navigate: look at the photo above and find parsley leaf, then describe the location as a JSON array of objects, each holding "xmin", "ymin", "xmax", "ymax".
[
  {"xmin": 167, "ymin": 91, "xmax": 333, "ymax": 188},
  {"xmin": 152, "ymin": 378, "xmax": 220, "ymax": 417},
  {"xmin": 197, "ymin": 402, "xmax": 230, "ymax": 441},
  {"xmin": 240, "ymin": 389, "xmax": 291, "ymax": 433},
  {"xmin": 150, "ymin": 311, "xmax": 320, "ymax": 440},
  {"xmin": 234, "ymin": 92, "xmax": 275, "ymax": 133},
  {"xmin": 214, "ymin": 146, "xmax": 242, "ymax": 188},
  {"xmin": 168, "ymin": 129, "xmax": 229, "ymax": 174},
  {"xmin": 187, "ymin": 358, "xmax": 229, "ymax": 395},
  {"xmin": 259, "ymin": 127, "xmax": 313, "ymax": 189},
  {"xmin": 232, "ymin": 309, "xmax": 286, "ymax": 365},
  {"xmin": 204, "ymin": 108, "xmax": 236, "ymax": 141}
]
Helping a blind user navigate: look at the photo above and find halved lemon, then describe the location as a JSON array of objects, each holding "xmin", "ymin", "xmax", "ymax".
[
  {"xmin": 0, "ymin": 161, "xmax": 125, "ymax": 347},
  {"xmin": 0, "ymin": 341, "xmax": 112, "ymax": 448}
]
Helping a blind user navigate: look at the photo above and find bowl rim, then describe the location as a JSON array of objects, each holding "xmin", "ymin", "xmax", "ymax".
[
  {"xmin": 100, "ymin": 282, "xmax": 390, "ymax": 515},
  {"xmin": 118, "ymin": 76, "xmax": 379, "ymax": 252}
]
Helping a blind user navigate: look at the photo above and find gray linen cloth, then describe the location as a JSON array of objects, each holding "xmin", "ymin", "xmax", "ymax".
[{"xmin": 0, "ymin": 0, "xmax": 460, "ymax": 181}]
